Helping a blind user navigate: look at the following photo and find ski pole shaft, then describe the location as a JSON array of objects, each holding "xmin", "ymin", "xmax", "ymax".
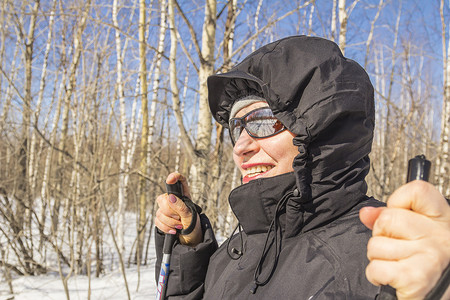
[
  {"xmin": 376, "ymin": 155, "xmax": 431, "ymax": 300},
  {"xmin": 156, "ymin": 181, "xmax": 183, "ymax": 300}
]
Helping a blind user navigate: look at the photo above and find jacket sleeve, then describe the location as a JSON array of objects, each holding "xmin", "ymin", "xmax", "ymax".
[{"xmin": 155, "ymin": 214, "xmax": 218, "ymax": 299}]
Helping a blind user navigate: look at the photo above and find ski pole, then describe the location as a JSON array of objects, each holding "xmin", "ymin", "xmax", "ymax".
[
  {"xmin": 376, "ymin": 155, "xmax": 430, "ymax": 300},
  {"xmin": 156, "ymin": 181, "xmax": 183, "ymax": 300},
  {"xmin": 156, "ymin": 180, "xmax": 199, "ymax": 300}
]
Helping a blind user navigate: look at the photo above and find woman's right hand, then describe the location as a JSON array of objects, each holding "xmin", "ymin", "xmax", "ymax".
[{"xmin": 155, "ymin": 172, "xmax": 203, "ymax": 247}]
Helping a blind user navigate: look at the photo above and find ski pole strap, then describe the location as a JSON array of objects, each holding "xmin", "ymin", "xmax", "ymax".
[
  {"xmin": 376, "ymin": 285, "xmax": 396, "ymax": 300},
  {"xmin": 178, "ymin": 199, "xmax": 199, "ymax": 235},
  {"xmin": 166, "ymin": 181, "xmax": 201, "ymax": 236}
]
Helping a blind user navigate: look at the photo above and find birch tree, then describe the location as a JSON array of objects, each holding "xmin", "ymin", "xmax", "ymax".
[
  {"xmin": 147, "ymin": 0, "xmax": 167, "ymax": 198},
  {"xmin": 136, "ymin": 0, "xmax": 150, "ymax": 263},
  {"xmin": 336, "ymin": 0, "xmax": 359, "ymax": 55},
  {"xmin": 113, "ymin": 0, "xmax": 129, "ymax": 255},
  {"xmin": 438, "ymin": 0, "xmax": 450, "ymax": 196},
  {"xmin": 167, "ymin": 0, "xmax": 217, "ymax": 209},
  {"xmin": 190, "ymin": 0, "xmax": 217, "ymax": 206},
  {"xmin": 15, "ymin": 0, "xmax": 40, "ymax": 246}
]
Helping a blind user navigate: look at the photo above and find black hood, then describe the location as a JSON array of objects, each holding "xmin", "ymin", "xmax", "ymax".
[{"xmin": 208, "ymin": 36, "xmax": 374, "ymax": 231}]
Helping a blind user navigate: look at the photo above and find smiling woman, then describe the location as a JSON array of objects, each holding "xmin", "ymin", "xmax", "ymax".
[
  {"xmin": 154, "ymin": 35, "xmax": 450, "ymax": 300},
  {"xmin": 231, "ymin": 101, "xmax": 297, "ymax": 184}
]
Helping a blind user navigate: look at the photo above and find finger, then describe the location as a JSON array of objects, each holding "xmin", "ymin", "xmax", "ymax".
[
  {"xmin": 156, "ymin": 209, "xmax": 183, "ymax": 229},
  {"xmin": 154, "ymin": 216, "xmax": 178, "ymax": 235},
  {"xmin": 359, "ymin": 206, "xmax": 385, "ymax": 230},
  {"xmin": 365, "ymin": 259, "xmax": 400, "ymax": 287},
  {"xmin": 366, "ymin": 258, "xmax": 441, "ymax": 299},
  {"xmin": 166, "ymin": 172, "xmax": 191, "ymax": 199},
  {"xmin": 387, "ymin": 180, "xmax": 450, "ymax": 221},
  {"xmin": 367, "ymin": 236, "xmax": 416, "ymax": 261},
  {"xmin": 372, "ymin": 207, "xmax": 433, "ymax": 240}
]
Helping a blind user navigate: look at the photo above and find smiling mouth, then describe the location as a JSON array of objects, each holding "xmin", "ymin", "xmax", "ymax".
[{"xmin": 244, "ymin": 165, "xmax": 274, "ymax": 179}]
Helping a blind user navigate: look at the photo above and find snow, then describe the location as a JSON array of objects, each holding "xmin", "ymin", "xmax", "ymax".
[
  {"xmin": 0, "ymin": 208, "xmax": 228, "ymax": 299},
  {"xmin": 0, "ymin": 210, "xmax": 158, "ymax": 300},
  {"xmin": 0, "ymin": 264, "xmax": 156, "ymax": 299}
]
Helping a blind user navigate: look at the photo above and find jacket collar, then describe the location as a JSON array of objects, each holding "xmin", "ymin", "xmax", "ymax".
[{"xmin": 228, "ymin": 172, "xmax": 297, "ymax": 235}]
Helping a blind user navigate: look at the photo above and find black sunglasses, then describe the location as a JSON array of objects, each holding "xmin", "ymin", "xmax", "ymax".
[{"xmin": 229, "ymin": 107, "xmax": 286, "ymax": 144}]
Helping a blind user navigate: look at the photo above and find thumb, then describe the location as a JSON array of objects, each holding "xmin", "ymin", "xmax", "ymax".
[
  {"xmin": 387, "ymin": 180, "xmax": 450, "ymax": 223},
  {"xmin": 359, "ymin": 206, "xmax": 385, "ymax": 230},
  {"xmin": 166, "ymin": 172, "xmax": 192, "ymax": 199}
]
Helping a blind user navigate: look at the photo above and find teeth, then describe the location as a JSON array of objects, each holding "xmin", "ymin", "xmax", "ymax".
[{"xmin": 246, "ymin": 165, "xmax": 273, "ymax": 177}]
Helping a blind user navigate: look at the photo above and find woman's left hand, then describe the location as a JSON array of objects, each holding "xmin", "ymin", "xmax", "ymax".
[{"xmin": 359, "ymin": 180, "xmax": 450, "ymax": 300}]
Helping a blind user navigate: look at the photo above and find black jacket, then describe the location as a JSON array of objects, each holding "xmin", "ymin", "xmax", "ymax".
[{"xmin": 156, "ymin": 36, "xmax": 383, "ymax": 299}]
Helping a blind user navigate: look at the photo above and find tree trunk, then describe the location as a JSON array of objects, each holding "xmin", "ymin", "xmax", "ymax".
[
  {"xmin": 437, "ymin": 0, "xmax": 450, "ymax": 196},
  {"xmin": 113, "ymin": 0, "xmax": 128, "ymax": 255},
  {"xmin": 190, "ymin": 0, "xmax": 217, "ymax": 208},
  {"xmin": 136, "ymin": 0, "xmax": 150, "ymax": 264}
]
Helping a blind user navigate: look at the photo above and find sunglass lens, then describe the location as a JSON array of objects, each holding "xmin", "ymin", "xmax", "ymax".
[
  {"xmin": 230, "ymin": 119, "xmax": 243, "ymax": 143},
  {"xmin": 229, "ymin": 107, "xmax": 284, "ymax": 144},
  {"xmin": 245, "ymin": 119, "xmax": 274, "ymax": 137}
]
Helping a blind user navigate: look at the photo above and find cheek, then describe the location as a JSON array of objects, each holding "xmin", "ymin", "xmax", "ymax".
[
  {"xmin": 232, "ymin": 152, "xmax": 240, "ymax": 166},
  {"xmin": 267, "ymin": 133, "xmax": 298, "ymax": 168}
]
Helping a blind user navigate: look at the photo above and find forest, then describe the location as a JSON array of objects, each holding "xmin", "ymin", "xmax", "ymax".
[{"xmin": 0, "ymin": 0, "xmax": 449, "ymax": 298}]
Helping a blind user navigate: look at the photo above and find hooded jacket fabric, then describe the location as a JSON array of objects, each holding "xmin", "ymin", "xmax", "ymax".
[{"xmin": 155, "ymin": 35, "xmax": 383, "ymax": 299}]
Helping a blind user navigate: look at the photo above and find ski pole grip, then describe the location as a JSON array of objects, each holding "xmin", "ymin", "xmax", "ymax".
[
  {"xmin": 161, "ymin": 181, "xmax": 184, "ymax": 256},
  {"xmin": 166, "ymin": 180, "xmax": 198, "ymax": 236},
  {"xmin": 407, "ymin": 155, "xmax": 431, "ymax": 182},
  {"xmin": 166, "ymin": 181, "xmax": 183, "ymax": 199},
  {"xmin": 377, "ymin": 155, "xmax": 431, "ymax": 300}
]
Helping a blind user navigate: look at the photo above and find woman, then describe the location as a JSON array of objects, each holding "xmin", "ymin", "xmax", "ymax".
[{"xmin": 155, "ymin": 36, "xmax": 450, "ymax": 299}]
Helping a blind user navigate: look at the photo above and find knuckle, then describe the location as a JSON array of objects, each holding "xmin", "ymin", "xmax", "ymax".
[
  {"xmin": 374, "ymin": 210, "xmax": 394, "ymax": 234},
  {"xmin": 179, "ymin": 203, "xmax": 191, "ymax": 215},
  {"xmin": 366, "ymin": 237, "xmax": 382, "ymax": 260},
  {"xmin": 174, "ymin": 202, "xmax": 191, "ymax": 217},
  {"xmin": 154, "ymin": 219, "xmax": 165, "ymax": 232},
  {"xmin": 156, "ymin": 194, "xmax": 166, "ymax": 206},
  {"xmin": 410, "ymin": 180, "xmax": 430, "ymax": 196},
  {"xmin": 365, "ymin": 261, "xmax": 381, "ymax": 285}
]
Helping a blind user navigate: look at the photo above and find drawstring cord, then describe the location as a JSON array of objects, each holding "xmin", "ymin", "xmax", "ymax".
[
  {"xmin": 250, "ymin": 190, "xmax": 295, "ymax": 294},
  {"xmin": 227, "ymin": 222, "xmax": 244, "ymax": 260}
]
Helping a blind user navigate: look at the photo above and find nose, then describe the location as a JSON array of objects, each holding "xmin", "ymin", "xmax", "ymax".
[{"xmin": 233, "ymin": 129, "xmax": 259, "ymax": 157}]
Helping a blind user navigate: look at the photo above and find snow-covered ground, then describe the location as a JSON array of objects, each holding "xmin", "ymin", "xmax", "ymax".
[
  {"xmin": 0, "ymin": 204, "xmax": 229, "ymax": 300},
  {"xmin": 0, "ymin": 211, "xmax": 158, "ymax": 300},
  {"xmin": 0, "ymin": 263, "xmax": 156, "ymax": 300}
]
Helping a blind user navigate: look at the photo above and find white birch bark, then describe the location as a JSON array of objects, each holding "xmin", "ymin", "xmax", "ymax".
[
  {"xmin": 337, "ymin": 0, "xmax": 359, "ymax": 55},
  {"xmin": 29, "ymin": 0, "xmax": 57, "ymax": 201},
  {"xmin": 437, "ymin": 0, "xmax": 450, "ymax": 195},
  {"xmin": 137, "ymin": 0, "xmax": 150, "ymax": 264},
  {"xmin": 41, "ymin": 66, "xmax": 67, "ymax": 232},
  {"xmin": 331, "ymin": 0, "xmax": 337, "ymax": 41},
  {"xmin": 0, "ymin": 35, "xmax": 21, "ymax": 131},
  {"xmin": 308, "ymin": 3, "xmax": 314, "ymax": 35},
  {"xmin": 69, "ymin": 92, "xmax": 83, "ymax": 274},
  {"xmin": 338, "ymin": 0, "xmax": 347, "ymax": 54},
  {"xmin": 176, "ymin": 62, "xmax": 190, "ymax": 172},
  {"xmin": 190, "ymin": 0, "xmax": 217, "ymax": 203},
  {"xmin": 148, "ymin": 0, "xmax": 167, "ymax": 148},
  {"xmin": 112, "ymin": 0, "xmax": 128, "ymax": 255}
]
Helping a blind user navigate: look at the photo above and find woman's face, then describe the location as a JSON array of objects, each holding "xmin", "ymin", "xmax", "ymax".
[{"xmin": 232, "ymin": 102, "xmax": 298, "ymax": 184}]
